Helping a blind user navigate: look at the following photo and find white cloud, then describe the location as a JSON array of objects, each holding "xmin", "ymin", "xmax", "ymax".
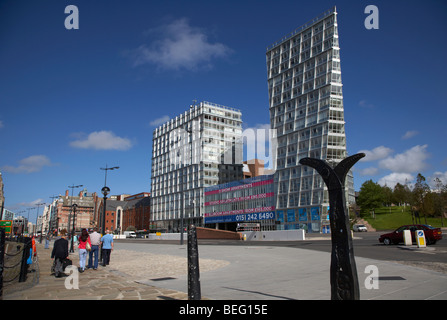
[
  {"xmin": 358, "ymin": 146, "xmax": 393, "ymax": 162},
  {"xmin": 359, "ymin": 167, "xmax": 379, "ymax": 176},
  {"xmin": 2, "ymin": 155, "xmax": 54, "ymax": 173},
  {"xmin": 378, "ymin": 144, "xmax": 429, "ymax": 173},
  {"xmin": 70, "ymin": 131, "xmax": 133, "ymax": 151},
  {"xmin": 16, "ymin": 198, "xmax": 46, "ymax": 208},
  {"xmin": 429, "ymin": 171, "xmax": 447, "ymax": 190},
  {"xmin": 402, "ymin": 130, "xmax": 419, "ymax": 140},
  {"xmin": 378, "ymin": 173, "xmax": 414, "ymax": 188},
  {"xmin": 358, "ymin": 100, "xmax": 375, "ymax": 109},
  {"xmin": 129, "ymin": 18, "xmax": 232, "ymax": 71},
  {"xmin": 149, "ymin": 115, "xmax": 170, "ymax": 127}
]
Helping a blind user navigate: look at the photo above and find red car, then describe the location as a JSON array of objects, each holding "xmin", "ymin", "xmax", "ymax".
[{"xmin": 379, "ymin": 224, "xmax": 442, "ymax": 245}]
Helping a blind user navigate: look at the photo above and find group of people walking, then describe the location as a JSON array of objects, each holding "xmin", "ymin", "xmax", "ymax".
[{"xmin": 51, "ymin": 228, "xmax": 114, "ymax": 277}]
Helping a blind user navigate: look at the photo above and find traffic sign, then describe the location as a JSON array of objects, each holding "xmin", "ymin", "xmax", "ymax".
[
  {"xmin": 416, "ymin": 230, "xmax": 426, "ymax": 248},
  {"xmin": 0, "ymin": 220, "xmax": 13, "ymax": 234}
]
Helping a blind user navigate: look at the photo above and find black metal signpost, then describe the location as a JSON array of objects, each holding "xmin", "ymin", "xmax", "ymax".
[
  {"xmin": 187, "ymin": 224, "xmax": 201, "ymax": 300},
  {"xmin": 299, "ymin": 153, "xmax": 365, "ymax": 300}
]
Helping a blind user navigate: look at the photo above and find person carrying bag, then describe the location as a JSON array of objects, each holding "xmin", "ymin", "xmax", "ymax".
[{"xmin": 77, "ymin": 228, "xmax": 91, "ymax": 273}]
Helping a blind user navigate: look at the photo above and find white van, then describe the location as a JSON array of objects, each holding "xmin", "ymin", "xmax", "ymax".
[{"xmin": 124, "ymin": 231, "xmax": 137, "ymax": 238}]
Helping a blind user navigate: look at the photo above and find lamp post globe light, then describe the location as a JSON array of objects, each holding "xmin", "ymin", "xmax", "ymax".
[
  {"xmin": 101, "ymin": 186, "xmax": 110, "ymax": 235},
  {"xmin": 99, "ymin": 165, "xmax": 119, "ymax": 234}
]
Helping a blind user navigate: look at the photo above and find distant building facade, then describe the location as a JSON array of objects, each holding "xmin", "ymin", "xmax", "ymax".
[
  {"xmin": 150, "ymin": 101, "xmax": 243, "ymax": 232},
  {"xmin": 56, "ymin": 189, "xmax": 100, "ymax": 233}
]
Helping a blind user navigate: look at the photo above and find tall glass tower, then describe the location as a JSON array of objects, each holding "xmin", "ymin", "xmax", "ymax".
[{"xmin": 266, "ymin": 7, "xmax": 355, "ymax": 233}]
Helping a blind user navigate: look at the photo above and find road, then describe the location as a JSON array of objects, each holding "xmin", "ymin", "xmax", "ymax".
[{"xmin": 119, "ymin": 231, "xmax": 447, "ymax": 273}]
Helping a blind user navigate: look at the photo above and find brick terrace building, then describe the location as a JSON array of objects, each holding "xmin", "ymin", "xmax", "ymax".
[
  {"xmin": 97, "ymin": 192, "xmax": 151, "ymax": 233},
  {"xmin": 122, "ymin": 193, "xmax": 151, "ymax": 232},
  {"xmin": 56, "ymin": 189, "xmax": 100, "ymax": 233}
]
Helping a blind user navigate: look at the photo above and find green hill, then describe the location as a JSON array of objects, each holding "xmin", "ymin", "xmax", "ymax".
[{"xmin": 360, "ymin": 206, "xmax": 445, "ymax": 231}]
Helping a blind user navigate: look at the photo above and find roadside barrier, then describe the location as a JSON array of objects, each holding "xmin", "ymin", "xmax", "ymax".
[{"xmin": 0, "ymin": 234, "xmax": 38, "ymax": 297}]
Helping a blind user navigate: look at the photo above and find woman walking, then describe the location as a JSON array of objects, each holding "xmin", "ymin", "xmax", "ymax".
[{"xmin": 78, "ymin": 228, "xmax": 91, "ymax": 273}]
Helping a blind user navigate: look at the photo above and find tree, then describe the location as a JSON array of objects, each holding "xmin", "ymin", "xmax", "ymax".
[
  {"xmin": 357, "ymin": 180, "xmax": 385, "ymax": 217},
  {"xmin": 412, "ymin": 173, "xmax": 430, "ymax": 224},
  {"xmin": 433, "ymin": 177, "xmax": 445, "ymax": 226},
  {"xmin": 382, "ymin": 185, "xmax": 394, "ymax": 207},
  {"xmin": 393, "ymin": 182, "xmax": 411, "ymax": 207}
]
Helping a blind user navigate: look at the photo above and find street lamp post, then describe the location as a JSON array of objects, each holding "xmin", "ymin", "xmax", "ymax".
[
  {"xmin": 70, "ymin": 203, "xmax": 78, "ymax": 252},
  {"xmin": 99, "ymin": 165, "xmax": 119, "ymax": 234},
  {"xmin": 101, "ymin": 186, "xmax": 110, "ymax": 235},
  {"xmin": 68, "ymin": 184, "xmax": 83, "ymax": 253}
]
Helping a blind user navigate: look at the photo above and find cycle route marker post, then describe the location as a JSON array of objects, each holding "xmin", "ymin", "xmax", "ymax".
[{"xmin": 299, "ymin": 153, "xmax": 365, "ymax": 300}]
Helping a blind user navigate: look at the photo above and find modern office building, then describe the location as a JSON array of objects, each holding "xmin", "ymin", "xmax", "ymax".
[
  {"xmin": 150, "ymin": 101, "xmax": 243, "ymax": 232},
  {"xmin": 266, "ymin": 7, "xmax": 355, "ymax": 232}
]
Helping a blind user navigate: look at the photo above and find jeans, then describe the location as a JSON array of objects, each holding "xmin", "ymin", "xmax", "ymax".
[
  {"xmin": 102, "ymin": 248, "xmax": 111, "ymax": 266},
  {"xmin": 88, "ymin": 245, "xmax": 99, "ymax": 269},
  {"xmin": 79, "ymin": 249, "xmax": 87, "ymax": 270}
]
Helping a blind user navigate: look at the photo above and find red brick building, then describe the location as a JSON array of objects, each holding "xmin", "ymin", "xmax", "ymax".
[
  {"xmin": 97, "ymin": 192, "xmax": 151, "ymax": 234},
  {"xmin": 122, "ymin": 193, "xmax": 151, "ymax": 232}
]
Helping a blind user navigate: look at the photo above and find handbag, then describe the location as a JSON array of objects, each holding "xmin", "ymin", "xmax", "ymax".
[
  {"xmin": 62, "ymin": 258, "xmax": 72, "ymax": 271},
  {"xmin": 86, "ymin": 241, "xmax": 91, "ymax": 251}
]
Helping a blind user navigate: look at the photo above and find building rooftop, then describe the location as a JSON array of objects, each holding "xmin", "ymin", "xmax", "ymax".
[{"xmin": 266, "ymin": 6, "xmax": 337, "ymax": 51}]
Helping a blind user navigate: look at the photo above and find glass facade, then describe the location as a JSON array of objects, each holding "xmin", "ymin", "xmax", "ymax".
[
  {"xmin": 266, "ymin": 7, "xmax": 355, "ymax": 233},
  {"xmin": 150, "ymin": 101, "xmax": 243, "ymax": 232}
]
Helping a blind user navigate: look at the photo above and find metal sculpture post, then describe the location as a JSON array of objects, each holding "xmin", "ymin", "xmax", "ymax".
[
  {"xmin": 187, "ymin": 224, "xmax": 201, "ymax": 300},
  {"xmin": 299, "ymin": 153, "xmax": 365, "ymax": 300}
]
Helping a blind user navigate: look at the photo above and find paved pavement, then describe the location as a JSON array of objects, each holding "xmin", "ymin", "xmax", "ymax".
[
  {"xmin": 3, "ymin": 236, "xmax": 447, "ymax": 300},
  {"xmin": 3, "ymin": 241, "xmax": 189, "ymax": 300}
]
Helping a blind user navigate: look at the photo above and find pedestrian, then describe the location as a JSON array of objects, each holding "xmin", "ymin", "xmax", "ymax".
[
  {"xmin": 100, "ymin": 229, "xmax": 114, "ymax": 267},
  {"xmin": 77, "ymin": 228, "xmax": 91, "ymax": 273},
  {"xmin": 51, "ymin": 230, "xmax": 69, "ymax": 277},
  {"xmin": 44, "ymin": 235, "xmax": 50, "ymax": 249},
  {"xmin": 87, "ymin": 227, "xmax": 101, "ymax": 270}
]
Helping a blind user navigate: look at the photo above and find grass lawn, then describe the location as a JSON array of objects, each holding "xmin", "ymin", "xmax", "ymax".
[{"xmin": 360, "ymin": 206, "xmax": 446, "ymax": 231}]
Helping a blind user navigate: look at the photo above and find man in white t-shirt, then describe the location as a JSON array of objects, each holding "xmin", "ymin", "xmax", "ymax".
[{"xmin": 87, "ymin": 228, "xmax": 101, "ymax": 270}]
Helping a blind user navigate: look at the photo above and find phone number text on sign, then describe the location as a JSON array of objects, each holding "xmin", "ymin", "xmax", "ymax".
[{"xmin": 235, "ymin": 212, "xmax": 275, "ymax": 221}]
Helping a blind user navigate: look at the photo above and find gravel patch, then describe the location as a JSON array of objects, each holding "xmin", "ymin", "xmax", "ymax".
[{"xmin": 108, "ymin": 249, "xmax": 230, "ymax": 279}]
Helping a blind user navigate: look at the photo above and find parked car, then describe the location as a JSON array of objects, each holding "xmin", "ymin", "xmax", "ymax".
[
  {"xmin": 124, "ymin": 231, "xmax": 137, "ymax": 238},
  {"xmin": 353, "ymin": 224, "xmax": 367, "ymax": 232},
  {"xmin": 379, "ymin": 224, "xmax": 442, "ymax": 245}
]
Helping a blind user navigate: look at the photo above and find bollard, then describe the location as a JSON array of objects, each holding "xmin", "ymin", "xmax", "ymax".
[{"xmin": 187, "ymin": 224, "xmax": 201, "ymax": 300}]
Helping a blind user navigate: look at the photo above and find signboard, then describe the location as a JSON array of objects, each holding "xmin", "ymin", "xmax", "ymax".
[
  {"xmin": 287, "ymin": 209, "xmax": 295, "ymax": 222},
  {"xmin": 311, "ymin": 207, "xmax": 320, "ymax": 221},
  {"xmin": 0, "ymin": 220, "xmax": 13, "ymax": 234},
  {"xmin": 416, "ymin": 230, "xmax": 426, "ymax": 248},
  {"xmin": 299, "ymin": 208, "xmax": 307, "ymax": 221},
  {"xmin": 403, "ymin": 230, "xmax": 412, "ymax": 246},
  {"xmin": 204, "ymin": 211, "xmax": 275, "ymax": 224}
]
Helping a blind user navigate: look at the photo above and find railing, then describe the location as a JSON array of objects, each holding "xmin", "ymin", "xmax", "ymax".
[{"xmin": 0, "ymin": 232, "xmax": 37, "ymax": 298}]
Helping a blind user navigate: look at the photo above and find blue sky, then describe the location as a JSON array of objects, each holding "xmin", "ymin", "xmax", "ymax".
[{"xmin": 1, "ymin": 0, "xmax": 447, "ymax": 221}]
